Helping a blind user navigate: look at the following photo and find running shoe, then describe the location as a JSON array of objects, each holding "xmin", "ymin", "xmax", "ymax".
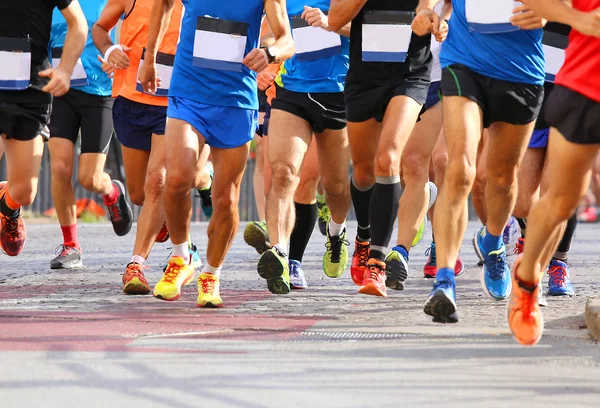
[
  {"xmin": 474, "ymin": 227, "xmax": 512, "ymax": 300},
  {"xmin": 423, "ymin": 243, "xmax": 464, "ymax": 278},
  {"xmin": 385, "ymin": 247, "xmax": 408, "ymax": 290},
  {"xmin": 513, "ymin": 237, "xmax": 525, "ymax": 256},
  {"xmin": 547, "ymin": 259, "xmax": 575, "ymax": 296},
  {"xmin": 317, "ymin": 196, "xmax": 331, "ymax": 237},
  {"xmin": 153, "ymin": 257, "xmax": 196, "ymax": 301},
  {"xmin": 162, "ymin": 241, "xmax": 202, "ymax": 272},
  {"xmin": 122, "ymin": 262, "xmax": 151, "ymax": 295},
  {"xmin": 538, "ymin": 279, "xmax": 548, "ymax": 307},
  {"xmin": 323, "ymin": 227, "xmax": 349, "ymax": 278},
  {"xmin": 358, "ymin": 259, "xmax": 387, "ymax": 297},
  {"xmin": 156, "ymin": 221, "xmax": 170, "ymax": 243},
  {"xmin": 412, "ymin": 181, "xmax": 437, "ymax": 247},
  {"xmin": 507, "ymin": 256, "xmax": 543, "ymax": 346},
  {"xmin": 243, "ymin": 220, "xmax": 271, "ymax": 254},
  {"xmin": 50, "ymin": 244, "xmax": 83, "ymax": 269},
  {"xmin": 257, "ymin": 247, "xmax": 290, "ymax": 294},
  {"xmin": 423, "ymin": 270, "xmax": 458, "ymax": 323},
  {"xmin": 197, "ymin": 272, "xmax": 223, "ymax": 308},
  {"xmin": 0, "ymin": 182, "xmax": 26, "ymax": 256},
  {"xmin": 578, "ymin": 206, "xmax": 599, "ymax": 223},
  {"xmin": 106, "ymin": 180, "xmax": 133, "ymax": 237},
  {"xmin": 503, "ymin": 216, "xmax": 521, "ymax": 253},
  {"xmin": 472, "ymin": 229, "xmax": 485, "ymax": 265},
  {"xmin": 197, "ymin": 164, "xmax": 214, "ymax": 219},
  {"xmin": 351, "ymin": 240, "xmax": 370, "ymax": 285},
  {"xmin": 289, "ymin": 260, "xmax": 308, "ymax": 289},
  {"xmin": 412, "ymin": 217, "xmax": 427, "ymax": 248}
]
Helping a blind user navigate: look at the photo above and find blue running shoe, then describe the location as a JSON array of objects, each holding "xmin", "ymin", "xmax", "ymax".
[
  {"xmin": 503, "ymin": 216, "xmax": 520, "ymax": 252},
  {"xmin": 289, "ymin": 260, "xmax": 308, "ymax": 289},
  {"xmin": 474, "ymin": 228, "xmax": 512, "ymax": 300},
  {"xmin": 424, "ymin": 270, "xmax": 458, "ymax": 323},
  {"xmin": 547, "ymin": 259, "xmax": 575, "ymax": 296},
  {"xmin": 198, "ymin": 164, "xmax": 213, "ymax": 220}
]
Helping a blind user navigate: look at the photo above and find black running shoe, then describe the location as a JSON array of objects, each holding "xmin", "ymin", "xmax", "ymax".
[
  {"xmin": 106, "ymin": 180, "xmax": 133, "ymax": 236},
  {"xmin": 50, "ymin": 245, "xmax": 83, "ymax": 269}
]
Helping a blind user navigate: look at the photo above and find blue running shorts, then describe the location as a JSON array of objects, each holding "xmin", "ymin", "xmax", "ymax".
[{"xmin": 112, "ymin": 96, "xmax": 166, "ymax": 151}]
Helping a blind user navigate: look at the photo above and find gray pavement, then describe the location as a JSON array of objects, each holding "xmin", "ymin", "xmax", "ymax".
[{"xmin": 0, "ymin": 221, "xmax": 599, "ymax": 407}]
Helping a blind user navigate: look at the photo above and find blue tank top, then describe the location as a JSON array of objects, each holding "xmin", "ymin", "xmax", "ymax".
[
  {"xmin": 170, "ymin": 0, "xmax": 264, "ymax": 109},
  {"xmin": 276, "ymin": 0, "xmax": 349, "ymax": 93},
  {"xmin": 50, "ymin": 0, "xmax": 113, "ymax": 96},
  {"xmin": 440, "ymin": 0, "xmax": 545, "ymax": 85}
]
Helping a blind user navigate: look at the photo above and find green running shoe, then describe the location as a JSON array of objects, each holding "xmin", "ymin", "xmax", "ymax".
[
  {"xmin": 257, "ymin": 247, "xmax": 290, "ymax": 294},
  {"xmin": 323, "ymin": 227, "xmax": 349, "ymax": 278},
  {"xmin": 317, "ymin": 195, "xmax": 331, "ymax": 236},
  {"xmin": 412, "ymin": 215, "xmax": 427, "ymax": 247},
  {"xmin": 244, "ymin": 220, "xmax": 271, "ymax": 254}
]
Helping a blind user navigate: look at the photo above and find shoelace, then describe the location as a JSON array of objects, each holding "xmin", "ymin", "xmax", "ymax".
[
  {"xmin": 548, "ymin": 264, "xmax": 568, "ymax": 287},
  {"xmin": 317, "ymin": 202, "xmax": 331, "ymax": 221},
  {"xmin": 365, "ymin": 262, "xmax": 384, "ymax": 281},
  {"xmin": 5, "ymin": 217, "xmax": 20, "ymax": 239},
  {"xmin": 289, "ymin": 263, "xmax": 300, "ymax": 278},
  {"xmin": 124, "ymin": 263, "xmax": 149, "ymax": 284},
  {"xmin": 107, "ymin": 202, "xmax": 123, "ymax": 223},
  {"xmin": 55, "ymin": 244, "xmax": 76, "ymax": 257},
  {"xmin": 325, "ymin": 234, "xmax": 349, "ymax": 263},
  {"xmin": 200, "ymin": 275, "xmax": 216, "ymax": 294},
  {"xmin": 432, "ymin": 277, "xmax": 453, "ymax": 291},
  {"xmin": 162, "ymin": 263, "xmax": 185, "ymax": 284},
  {"xmin": 353, "ymin": 242, "xmax": 369, "ymax": 267},
  {"xmin": 516, "ymin": 284, "xmax": 537, "ymax": 322},
  {"xmin": 486, "ymin": 250, "xmax": 508, "ymax": 281},
  {"xmin": 424, "ymin": 244, "xmax": 436, "ymax": 266}
]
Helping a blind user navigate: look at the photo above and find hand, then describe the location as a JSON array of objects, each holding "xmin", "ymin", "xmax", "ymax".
[
  {"xmin": 257, "ymin": 70, "xmax": 277, "ymax": 91},
  {"xmin": 411, "ymin": 9, "xmax": 440, "ymax": 37},
  {"xmin": 242, "ymin": 48, "xmax": 269, "ymax": 73},
  {"xmin": 138, "ymin": 58, "xmax": 162, "ymax": 94},
  {"xmin": 39, "ymin": 67, "xmax": 70, "ymax": 96},
  {"xmin": 107, "ymin": 45, "xmax": 131, "ymax": 69},
  {"xmin": 434, "ymin": 19, "xmax": 449, "ymax": 42},
  {"xmin": 510, "ymin": 5, "xmax": 547, "ymax": 30},
  {"xmin": 573, "ymin": 8, "xmax": 600, "ymax": 38},
  {"xmin": 301, "ymin": 6, "xmax": 329, "ymax": 30},
  {"xmin": 97, "ymin": 55, "xmax": 116, "ymax": 77}
]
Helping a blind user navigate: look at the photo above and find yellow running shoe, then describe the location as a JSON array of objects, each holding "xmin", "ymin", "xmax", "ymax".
[
  {"xmin": 153, "ymin": 257, "xmax": 196, "ymax": 301},
  {"xmin": 323, "ymin": 227, "xmax": 349, "ymax": 278},
  {"xmin": 412, "ymin": 215, "xmax": 427, "ymax": 247},
  {"xmin": 197, "ymin": 272, "xmax": 223, "ymax": 308}
]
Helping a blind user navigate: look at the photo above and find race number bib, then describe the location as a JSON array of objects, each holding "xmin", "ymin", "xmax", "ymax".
[
  {"xmin": 51, "ymin": 47, "xmax": 88, "ymax": 87},
  {"xmin": 542, "ymin": 31, "xmax": 568, "ymax": 82},
  {"xmin": 136, "ymin": 48, "xmax": 174, "ymax": 96},
  {"xmin": 362, "ymin": 11, "xmax": 414, "ymax": 63},
  {"xmin": 193, "ymin": 16, "xmax": 249, "ymax": 72},
  {"xmin": 465, "ymin": 0, "xmax": 522, "ymax": 34},
  {"xmin": 0, "ymin": 37, "xmax": 31, "ymax": 90},
  {"xmin": 291, "ymin": 15, "xmax": 342, "ymax": 62}
]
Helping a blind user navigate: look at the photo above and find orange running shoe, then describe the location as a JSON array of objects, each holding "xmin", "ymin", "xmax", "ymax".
[
  {"xmin": 0, "ymin": 182, "xmax": 26, "ymax": 256},
  {"xmin": 358, "ymin": 259, "xmax": 387, "ymax": 297},
  {"xmin": 351, "ymin": 240, "xmax": 370, "ymax": 285},
  {"xmin": 507, "ymin": 256, "xmax": 543, "ymax": 346},
  {"xmin": 122, "ymin": 262, "xmax": 151, "ymax": 295},
  {"xmin": 155, "ymin": 221, "xmax": 170, "ymax": 243}
]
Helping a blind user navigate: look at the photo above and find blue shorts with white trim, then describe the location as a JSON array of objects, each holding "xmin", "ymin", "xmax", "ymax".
[{"xmin": 167, "ymin": 96, "xmax": 257, "ymax": 149}]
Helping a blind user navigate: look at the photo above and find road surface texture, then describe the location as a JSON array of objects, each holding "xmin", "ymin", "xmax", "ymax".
[{"xmin": 1, "ymin": 221, "xmax": 599, "ymax": 407}]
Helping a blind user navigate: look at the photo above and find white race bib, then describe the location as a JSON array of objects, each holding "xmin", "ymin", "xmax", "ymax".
[
  {"xmin": 542, "ymin": 31, "xmax": 568, "ymax": 82},
  {"xmin": 291, "ymin": 15, "xmax": 342, "ymax": 62},
  {"xmin": 0, "ymin": 37, "xmax": 31, "ymax": 90},
  {"xmin": 362, "ymin": 11, "xmax": 414, "ymax": 63},
  {"xmin": 136, "ymin": 48, "xmax": 174, "ymax": 96},
  {"xmin": 465, "ymin": 0, "xmax": 522, "ymax": 34},
  {"xmin": 51, "ymin": 47, "xmax": 88, "ymax": 87},
  {"xmin": 193, "ymin": 16, "xmax": 248, "ymax": 72}
]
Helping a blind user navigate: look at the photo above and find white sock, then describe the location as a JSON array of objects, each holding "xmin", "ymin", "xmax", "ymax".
[
  {"xmin": 202, "ymin": 263, "xmax": 222, "ymax": 278},
  {"xmin": 328, "ymin": 219, "xmax": 345, "ymax": 237},
  {"xmin": 273, "ymin": 243, "xmax": 288, "ymax": 257},
  {"xmin": 130, "ymin": 255, "xmax": 146, "ymax": 265},
  {"xmin": 172, "ymin": 242, "xmax": 190, "ymax": 263}
]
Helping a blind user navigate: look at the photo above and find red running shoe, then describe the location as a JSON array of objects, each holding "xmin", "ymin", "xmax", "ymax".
[
  {"xmin": 156, "ymin": 221, "xmax": 170, "ymax": 243},
  {"xmin": 514, "ymin": 237, "xmax": 525, "ymax": 256},
  {"xmin": 0, "ymin": 182, "xmax": 26, "ymax": 256},
  {"xmin": 423, "ymin": 243, "xmax": 464, "ymax": 278},
  {"xmin": 351, "ymin": 240, "xmax": 369, "ymax": 285},
  {"xmin": 358, "ymin": 259, "xmax": 387, "ymax": 297}
]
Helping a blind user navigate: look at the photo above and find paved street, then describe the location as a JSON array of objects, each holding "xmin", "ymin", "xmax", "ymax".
[{"xmin": 0, "ymin": 221, "xmax": 599, "ymax": 407}]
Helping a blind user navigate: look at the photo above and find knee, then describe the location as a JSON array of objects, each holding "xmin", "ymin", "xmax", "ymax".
[
  {"xmin": 488, "ymin": 168, "xmax": 517, "ymax": 194},
  {"xmin": 270, "ymin": 161, "xmax": 299, "ymax": 189},
  {"xmin": 213, "ymin": 187, "xmax": 238, "ymax": 215},
  {"xmin": 165, "ymin": 165, "xmax": 195, "ymax": 195},
  {"xmin": 8, "ymin": 184, "xmax": 37, "ymax": 207},
  {"xmin": 144, "ymin": 167, "xmax": 166, "ymax": 201},
  {"xmin": 446, "ymin": 160, "xmax": 476, "ymax": 196},
  {"xmin": 548, "ymin": 193, "xmax": 580, "ymax": 223},
  {"xmin": 374, "ymin": 150, "xmax": 400, "ymax": 176},
  {"xmin": 431, "ymin": 150, "xmax": 449, "ymax": 175},
  {"xmin": 401, "ymin": 150, "xmax": 431, "ymax": 182},
  {"xmin": 127, "ymin": 186, "xmax": 145, "ymax": 206},
  {"xmin": 352, "ymin": 163, "xmax": 375, "ymax": 188},
  {"xmin": 51, "ymin": 159, "xmax": 73, "ymax": 183},
  {"xmin": 78, "ymin": 170, "xmax": 105, "ymax": 192}
]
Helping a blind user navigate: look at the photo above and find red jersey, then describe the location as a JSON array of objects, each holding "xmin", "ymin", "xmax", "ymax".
[{"xmin": 555, "ymin": 0, "xmax": 600, "ymax": 102}]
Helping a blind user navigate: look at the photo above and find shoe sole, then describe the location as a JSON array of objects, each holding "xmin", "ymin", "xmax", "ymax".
[
  {"xmin": 123, "ymin": 278, "xmax": 151, "ymax": 295},
  {"xmin": 547, "ymin": 290, "xmax": 574, "ymax": 297},
  {"xmin": 290, "ymin": 284, "xmax": 307, "ymax": 290},
  {"xmin": 50, "ymin": 260, "xmax": 84, "ymax": 270},
  {"xmin": 385, "ymin": 259, "xmax": 408, "ymax": 290},
  {"xmin": 358, "ymin": 282, "xmax": 387, "ymax": 297},
  {"xmin": 197, "ymin": 300, "xmax": 223, "ymax": 308},
  {"xmin": 257, "ymin": 251, "xmax": 290, "ymax": 294},
  {"xmin": 244, "ymin": 224, "xmax": 271, "ymax": 254},
  {"xmin": 113, "ymin": 180, "xmax": 134, "ymax": 237},
  {"xmin": 424, "ymin": 291, "xmax": 458, "ymax": 323},
  {"xmin": 472, "ymin": 230, "xmax": 485, "ymax": 262},
  {"xmin": 153, "ymin": 270, "xmax": 196, "ymax": 301}
]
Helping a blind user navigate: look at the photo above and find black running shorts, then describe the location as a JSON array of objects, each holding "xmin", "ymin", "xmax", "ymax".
[
  {"xmin": 441, "ymin": 64, "xmax": 544, "ymax": 128},
  {"xmin": 545, "ymin": 85, "xmax": 600, "ymax": 145},
  {"xmin": 49, "ymin": 89, "xmax": 114, "ymax": 154},
  {"xmin": 271, "ymin": 84, "xmax": 346, "ymax": 133},
  {"xmin": 0, "ymin": 89, "xmax": 52, "ymax": 141}
]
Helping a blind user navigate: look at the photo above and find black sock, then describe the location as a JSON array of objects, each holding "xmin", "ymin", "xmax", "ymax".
[
  {"xmin": 289, "ymin": 202, "xmax": 318, "ymax": 263},
  {"xmin": 431, "ymin": 229, "xmax": 435, "ymax": 244},
  {"xmin": 0, "ymin": 197, "xmax": 20, "ymax": 220},
  {"xmin": 350, "ymin": 179, "xmax": 373, "ymax": 242},
  {"xmin": 369, "ymin": 181, "xmax": 401, "ymax": 262},
  {"xmin": 515, "ymin": 217, "xmax": 527, "ymax": 238},
  {"xmin": 554, "ymin": 213, "xmax": 577, "ymax": 262}
]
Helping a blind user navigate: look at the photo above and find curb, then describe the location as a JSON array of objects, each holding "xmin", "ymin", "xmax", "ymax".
[{"xmin": 585, "ymin": 297, "xmax": 600, "ymax": 342}]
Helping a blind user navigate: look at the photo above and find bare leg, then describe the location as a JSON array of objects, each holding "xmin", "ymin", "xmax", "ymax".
[{"xmin": 472, "ymin": 129, "xmax": 489, "ymax": 225}]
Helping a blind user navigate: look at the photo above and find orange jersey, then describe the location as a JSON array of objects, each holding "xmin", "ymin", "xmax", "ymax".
[
  {"xmin": 265, "ymin": 63, "xmax": 281, "ymax": 105},
  {"xmin": 112, "ymin": 0, "xmax": 182, "ymax": 106}
]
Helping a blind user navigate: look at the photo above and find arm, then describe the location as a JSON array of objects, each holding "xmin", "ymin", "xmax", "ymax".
[
  {"xmin": 518, "ymin": 0, "xmax": 581, "ymax": 26},
  {"xmin": 301, "ymin": 6, "xmax": 351, "ymax": 37},
  {"xmin": 412, "ymin": 0, "xmax": 445, "ymax": 37},
  {"xmin": 93, "ymin": 0, "xmax": 131, "ymax": 70},
  {"xmin": 328, "ymin": 0, "xmax": 367, "ymax": 33},
  {"xmin": 40, "ymin": 1, "xmax": 88, "ymax": 96}
]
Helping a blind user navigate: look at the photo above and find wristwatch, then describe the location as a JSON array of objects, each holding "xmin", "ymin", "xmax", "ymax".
[{"xmin": 261, "ymin": 46, "xmax": 276, "ymax": 63}]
